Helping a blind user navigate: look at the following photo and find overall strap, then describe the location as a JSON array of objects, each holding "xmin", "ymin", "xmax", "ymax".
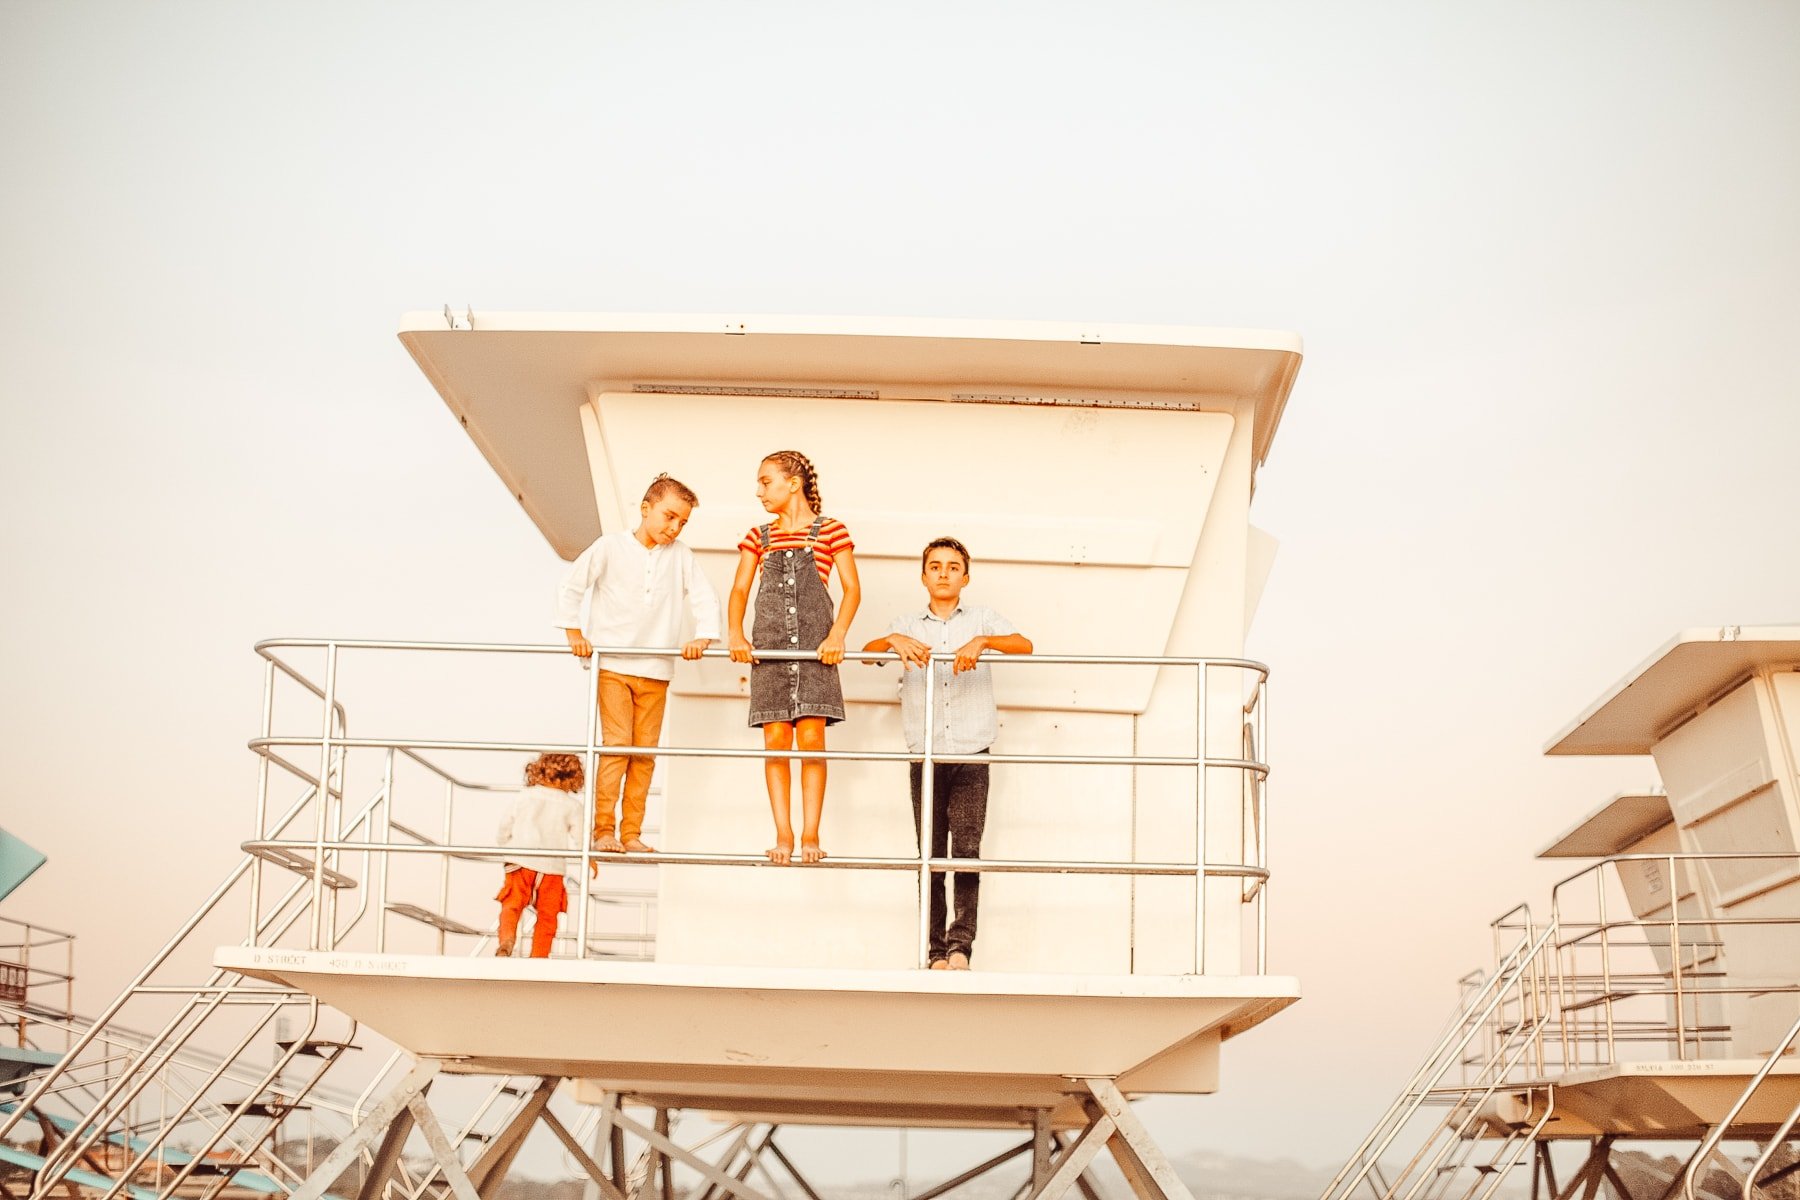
[
  {"xmin": 758, "ymin": 523, "xmax": 772, "ymax": 551},
  {"xmin": 806, "ymin": 516, "xmax": 826, "ymax": 544}
]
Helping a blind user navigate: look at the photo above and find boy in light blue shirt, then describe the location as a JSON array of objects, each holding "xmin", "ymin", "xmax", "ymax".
[{"xmin": 863, "ymin": 537, "xmax": 1032, "ymax": 969}]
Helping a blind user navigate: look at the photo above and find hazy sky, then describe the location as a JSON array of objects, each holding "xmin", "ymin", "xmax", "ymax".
[{"xmin": 4, "ymin": 0, "xmax": 1799, "ymax": 1183}]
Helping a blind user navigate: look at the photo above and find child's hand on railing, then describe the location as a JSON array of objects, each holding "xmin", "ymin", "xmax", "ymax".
[
  {"xmin": 728, "ymin": 635, "xmax": 755, "ymax": 663},
  {"xmin": 564, "ymin": 629, "xmax": 593, "ymax": 659},
  {"xmin": 818, "ymin": 634, "xmax": 846, "ymax": 666},
  {"xmin": 681, "ymin": 638, "xmax": 714, "ymax": 661},
  {"xmin": 953, "ymin": 637, "xmax": 990, "ymax": 674},
  {"xmin": 884, "ymin": 634, "xmax": 929, "ymax": 669}
]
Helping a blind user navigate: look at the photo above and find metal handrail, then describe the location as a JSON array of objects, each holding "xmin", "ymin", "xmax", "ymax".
[
  {"xmin": 1680, "ymin": 1009, "xmax": 1800, "ymax": 1200},
  {"xmin": 1467, "ymin": 850, "xmax": 1800, "ymax": 1074},
  {"xmin": 251, "ymin": 637, "xmax": 1272, "ymax": 974}
]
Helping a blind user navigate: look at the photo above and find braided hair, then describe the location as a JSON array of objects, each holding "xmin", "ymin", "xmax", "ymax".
[{"xmin": 762, "ymin": 450, "xmax": 823, "ymax": 514}]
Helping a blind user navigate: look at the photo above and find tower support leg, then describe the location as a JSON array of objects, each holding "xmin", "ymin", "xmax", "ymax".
[
  {"xmin": 1555, "ymin": 1139, "xmax": 1616, "ymax": 1200},
  {"xmin": 1081, "ymin": 1078, "xmax": 1194, "ymax": 1200},
  {"xmin": 765, "ymin": 1134, "xmax": 827, "ymax": 1200},
  {"xmin": 610, "ymin": 1111, "xmax": 780, "ymax": 1200},
  {"xmin": 290, "ymin": 1059, "xmax": 442, "ymax": 1200},
  {"xmin": 405, "ymin": 1090, "xmax": 484, "ymax": 1200},
  {"xmin": 465, "ymin": 1078, "xmax": 558, "ymax": 1198},
  {"xmin": 1031, "ymin": 1113, "xmax": 1117, "ymax": 1200},
  {"xmin": 541, "ymin": 1108, "xmax": 630, "ymax": 1200},
  {"xmin": 1033, "ymin": 1110, "xmax": 1055, "ymax": 1197},
  {"xmin": 351, "ymin": 1099, "xmax": 417, "ymax": 1200}
]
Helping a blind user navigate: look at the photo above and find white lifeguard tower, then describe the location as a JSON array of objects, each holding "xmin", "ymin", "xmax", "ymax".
[
  {"xmin": 1325, "ymin": 627, "xmax": 1800, "ymax": 1200},
  {"xmin": 0, "ymin": 314, "xmax": 1304, "ymax": 1200}
]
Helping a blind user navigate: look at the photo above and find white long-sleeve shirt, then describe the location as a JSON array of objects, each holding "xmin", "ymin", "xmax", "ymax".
[
  {"xmin": 554, "ymin": 531, "xmax": 722, "ymax": 681},
  {"xmin": 496, "ymin": 784, "xmax": 583, "ymax": 877}
]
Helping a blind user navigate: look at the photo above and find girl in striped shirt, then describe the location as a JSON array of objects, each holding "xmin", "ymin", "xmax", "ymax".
[{"xmin": 727, "ymin": 450, "xmax": 862, "ymax": 864}]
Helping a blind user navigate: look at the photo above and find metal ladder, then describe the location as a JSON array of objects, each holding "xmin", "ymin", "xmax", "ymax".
[{"xmin": 1320, "ymin": 915, "xmax": 1562, "ymax": 1200}]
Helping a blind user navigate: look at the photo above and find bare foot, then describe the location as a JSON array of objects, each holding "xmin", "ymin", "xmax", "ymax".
[
  {"xmin": 929, "ymin": 958, "xmax": 949, "ymax": 971},
  {"xmin": 595, "ymin": 834, "xmax": 625, "ymax": 854},
  {"xmin": 767, "ymin": 841, "xmax": 794, "ymax": 865},
  {"xmin": 946, "ymin": 950, "xmax": 971, "ymax": 971},
  {"xmin": 621, "ymin": 838, "xmax": 656, "ymax": 853},
  {"xmin": 798, "ymin": 842, "xmax": 826, "ymax": 864}
]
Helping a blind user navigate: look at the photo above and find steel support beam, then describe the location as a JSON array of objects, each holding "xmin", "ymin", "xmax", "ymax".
[
  {"xmin": 1052, "ymin": 1132, "xmax": 1109, "ymax": 1200},
  {"xmin": 540, "ymin": 1108, "xmax": 630, "ymax": 1200},
  {"xmin": 911, "ymin": 1139, "xmax": 1036, "ymax": 1200},
  {"xmin": 764, "ymin": 1136, "xmax": 826, "ymax": 1200},
  {"xmin": 1033, "ymin": 1110, "xmax": 1055, "ymax": 1197},
  {"xmin": 465, "ymin": 1078, "xmax": 558, "ymax": 1199},
  {"xmin": 1555, "ymin": 1140, "xmax": 1615, "ymax": 1200},
  {"xmin": 1082, "ymin": 1078, "xmax": 1194, "ymax": 1200},
  {"xmin": 290, "ymin": 1059, "xmax": 442, "ymax": 1200},
  {"xmin": 611, "ymin": 1112, "xmax": 780, "ymax": 1200},
  {"xmin": 1031, "ymin": 1114, "xmax": 1118, "ymax": 1200},
  {"xmin": 406, "ymin": 1092, "xmax": 483, "ymax": 1200},
  {"xmin": 351, "ymin": 1100, "xmax": 417, "ymax": 1200}
]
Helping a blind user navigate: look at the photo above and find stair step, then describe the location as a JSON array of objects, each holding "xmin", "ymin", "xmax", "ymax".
[
  {"xmin": 388, "ymin": 903, "xmax": 483, "ymax": 937},
  {"xmin": 185, "ymin": 1159, "xmax": 263, "ymax": 1176},
  {"xmin": 245, "ymin": 846, "xmax": 358, "ymax": 889},
  {"xmin": 274, "ymin": 1037, "xmax": 357, "ymax": 1061},
  {"xmin": 222, "ymin": 1097, "xmax": 309, "ymax": 1119}
]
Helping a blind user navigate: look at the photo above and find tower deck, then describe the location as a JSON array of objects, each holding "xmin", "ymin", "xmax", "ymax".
[{"xmin": 218, "ymin": 950, "xmax": 1296, "ymax": 1125}]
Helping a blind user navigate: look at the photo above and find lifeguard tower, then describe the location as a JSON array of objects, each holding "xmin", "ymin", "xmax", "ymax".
[
  {"xmin": 0, "ymin": 314, "xmax": 1304, "ymax": 1200},
  {"xmin": 1324, "ymin": 627, "xmax": 1800, "ymax": 1200}
]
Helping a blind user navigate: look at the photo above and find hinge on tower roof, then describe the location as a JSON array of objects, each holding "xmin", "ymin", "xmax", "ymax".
[{"xmin": 443, "ymin": 304, "xmax": 475, "ymax": 331}]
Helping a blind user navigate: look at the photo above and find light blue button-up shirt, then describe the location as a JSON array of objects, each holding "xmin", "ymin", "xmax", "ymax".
[{"xmin": 885, "ymin": 605, "xmax": 1018, "ymax": 756}]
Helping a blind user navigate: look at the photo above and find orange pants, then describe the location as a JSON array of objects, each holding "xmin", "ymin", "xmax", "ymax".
[
  {"xmin": 595, "ymin": 671, "xmax": 670, "ymax": 842},
  {"xmin": 495, "ymin": 868, "xmax": 567, "ymax": 957}
]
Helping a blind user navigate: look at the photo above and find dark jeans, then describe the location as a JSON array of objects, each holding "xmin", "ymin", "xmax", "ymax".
[{"xmin": 910, "ymin": 754, "xmax": 989, "ymax": 962}]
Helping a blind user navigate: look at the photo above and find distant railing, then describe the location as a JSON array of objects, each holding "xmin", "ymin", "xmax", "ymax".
[
  {"xmin": 244, "ymin": 638, "xmax": 1272, "ymax": 972},
  {"xmin": 0, "ymin": 915, "xmax": 76, "ymax": 1048},
  {"xmin": 1468, "ymin": 851, "xmax": 1800, "ymax": 1080}
]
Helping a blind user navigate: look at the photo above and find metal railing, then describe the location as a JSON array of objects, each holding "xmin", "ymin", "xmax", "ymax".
[
  {"xmin": 246, "ymin": 637, "xmax": 1272, "ymax": 973},
  {"xmin": 1464, "ymin": 851, "xmax": 1800, "ymax": 1080},
  {"xmin": 1, "ymin": 916, "xmax": 75, "ymax": 1049}
]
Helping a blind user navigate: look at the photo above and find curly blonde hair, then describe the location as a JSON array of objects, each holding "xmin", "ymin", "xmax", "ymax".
[{"xmin": 525, "ymin": 753, "xmax": 585, "ymax": 792}]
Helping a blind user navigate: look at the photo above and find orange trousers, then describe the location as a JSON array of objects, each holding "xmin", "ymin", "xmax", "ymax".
[
  {"xmin": 495, "ymin": 868, "xmax": 567, "ymax": 958},
  {"xmin": 595, "ymin": 671, "xmax": 670, "ymax": 842}
]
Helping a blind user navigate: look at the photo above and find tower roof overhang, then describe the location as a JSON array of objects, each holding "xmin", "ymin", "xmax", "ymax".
[
  {"xmin": 1546, "ymin": 626, "xmax": 1800, "ymax": 756},
  {"xmin": 398, "ymin": 312, "xmax": 1304, "ymax": 559}
]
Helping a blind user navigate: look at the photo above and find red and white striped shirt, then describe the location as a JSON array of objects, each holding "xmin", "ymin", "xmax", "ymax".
[{"xmin": 737, "ymin": 518, "xmax": 855, "ymax": 584}]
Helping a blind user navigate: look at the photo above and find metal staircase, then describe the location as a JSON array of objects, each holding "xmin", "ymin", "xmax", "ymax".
[
  {"xmin": 1320, "ymin": 912, "xmax": 1561, "ymax": 1200},
  {"xmin": 0, "ymin": 775, "xmax": 375, "ymax": 1200}
]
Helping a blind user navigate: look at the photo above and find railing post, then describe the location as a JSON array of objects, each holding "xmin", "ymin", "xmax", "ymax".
[
  {"xmin": 1194, "ymin": 661, "xmax": 1208, "ymax": 976},
  {"xmin": 308, "ymin": 643, "xmax": 339, "ymax": 950},
  {"xmin": 1255, "ymin": 672, "xmax": 1269, "ymax": 973},
  {"xmin": 376, "ymin": 748, "xmax": 395, "ymax": 953},
  {"xmin": 575, "ymin": 655, "xmax": 601, "ymax": 960},
  {"xmin": 1597, "ymin": 866, "xmax": 1614, "ymax": 1066},
  {"xmin": 1669, "ymin": 853, "xmax": 1686, "ymax": 1059},
  {"xmin": 918, "ymin": 655, "xmax": 937, "ymax": 969},
  {"xmin": 251, "ymin": 656, "xmax": 275, "ymax": 945},
  {"xmin": 439, "ymin": 778, "xmax": 454, "ymax": 956}
]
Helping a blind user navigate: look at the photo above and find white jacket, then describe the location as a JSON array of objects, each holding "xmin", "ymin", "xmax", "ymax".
[{"xmin": 496, "ymin": 784, "xmax": 584, "ymax": 877}]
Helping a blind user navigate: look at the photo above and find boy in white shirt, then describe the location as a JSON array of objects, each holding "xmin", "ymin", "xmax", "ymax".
[{"xmin": 556, "ymin": 474, "xmax": 722, "ymax": 854}]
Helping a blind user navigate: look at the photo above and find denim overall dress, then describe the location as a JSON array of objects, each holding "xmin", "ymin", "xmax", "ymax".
[{"xmin": 747, "ymin": 517, "xmax": 847, "ymax": 727}]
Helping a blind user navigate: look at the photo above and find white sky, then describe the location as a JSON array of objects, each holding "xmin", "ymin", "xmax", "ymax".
[{"xmin": 4, "ymin": 0, "xmax": 1800, "ymax": 1183}]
